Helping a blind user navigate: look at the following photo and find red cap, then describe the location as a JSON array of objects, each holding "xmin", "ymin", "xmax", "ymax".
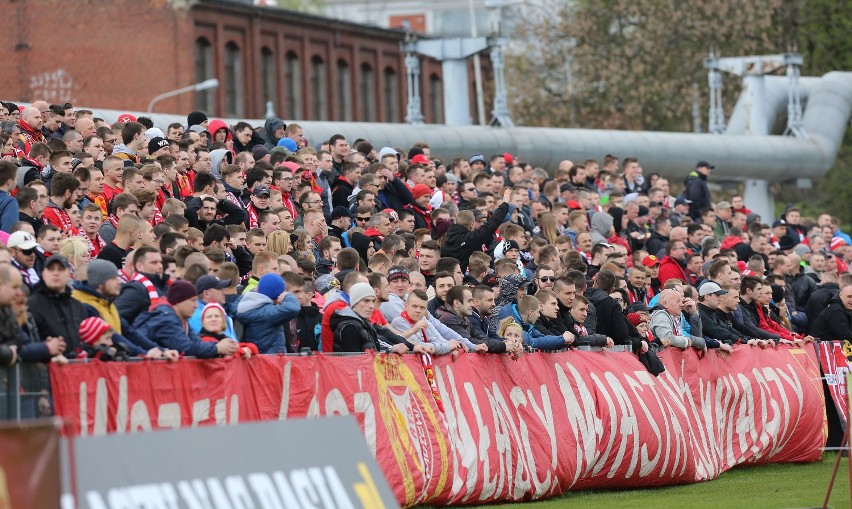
[
  {"xmin": 410, "ymin": 154, "xmax": 430, "ymax": 165},
  {"xmin": 736, "ymin": 260, "xmax": 747, "ymax": 272},
  {"xmin": 411, "ymin": 184, "xmax": 432, "ymax": 199},
  {"xmin": 504, "ymin": 152, "xmax": 514, "ymax": 165},
  {"xmin": 117, "ymin": 113, "xmax": 137, "ymax": 123},
  {"xmin": 641, "ymin": 255, "xmax": 660, "ymax": 267},
  {"xmin": 567, "ymin": 200, "xmax": 581, "ymax": 210},
  {"xmin": 382, "ymin": 209, "xmax": 399, "ymax": 221},
  {"xmin": 626, "ymin": 313, "xmax": 645, "ymax": 327}
]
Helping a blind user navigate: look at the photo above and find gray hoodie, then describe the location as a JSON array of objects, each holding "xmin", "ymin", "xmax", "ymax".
[
  {"xmin": 590, "ymin": 212, "xmax": 613, "ymax": 245},
  {"xmin": 649, "ymin": 308, "xmax": 706, "ymax": 349},
  {"xmin": 209, "ymin": 149, "xmax": 232, "ymax": 180}
]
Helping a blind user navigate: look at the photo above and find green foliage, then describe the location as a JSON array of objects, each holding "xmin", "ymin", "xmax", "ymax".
[
  {"xmin": 507, "ymin": 0, "xmax": 852, "ymax": 224},
  {"xmin": 270, "ymin": 0, "xmax": 326, "ymax": 14}
]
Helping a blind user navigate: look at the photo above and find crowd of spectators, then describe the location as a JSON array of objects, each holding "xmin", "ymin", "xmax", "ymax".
[{"xmin": 1, "ymin": 99, "xmax": 851, "ymax": 382}]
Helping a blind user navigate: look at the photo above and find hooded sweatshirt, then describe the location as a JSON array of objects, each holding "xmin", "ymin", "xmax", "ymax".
[
  {"xmin": 235, "ymin": 291, "xmax": 300, "ymax": 354},
  {"xmin": 590, "ymin": 212, "xmax": 613, "ymax": 245},
  {"xmin": 263, "ymin": 117, "xmax": 285, "ymax": 149},
  {"xmin": 208, "ymin": 148, "xmax": 233, "ymax": 180}
]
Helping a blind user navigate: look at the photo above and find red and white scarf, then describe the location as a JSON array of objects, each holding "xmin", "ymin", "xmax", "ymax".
[
  {"xmin": 247, "ymin": 203, "xmax": 260, "ymax": 229},
  {"xmin": 79, "ymin": 231, "xmax": 106, "ymax": 258},
  {"xmin": 133, "ymin": 272, "xmax": 161, "ymax": 309},
  {"xmin": 573, "ymin": 322, "xmax": 588, "ymax": 337},
  {"xmin": 401, "ymin": 310, "xmax": 444, "ymax": 413}
]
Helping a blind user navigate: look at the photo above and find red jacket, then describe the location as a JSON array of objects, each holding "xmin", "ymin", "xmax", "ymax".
[
  {"xmin": 321, "ymin": 298, "xmax": 348, "ymax": 353},
  {"xmin": 657, "ymin": 255, "xmax": 691, "ymax": 285},
  {"xmin": 755, "ymin": 304, "xmax": 799, "ymax": 341}
]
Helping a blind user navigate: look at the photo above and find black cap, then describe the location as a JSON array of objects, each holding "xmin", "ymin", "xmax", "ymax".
[
  {"xmin": 637, "ymin": 205, "xmax": 649, "ymax": 217},
  {"xmin": 44, "ymin": 254, "xmax": 71, "ymax": 270},
  {"xmin": 331, "ymin": 206, "xmax": 353, "ymax": 220},
  {"xmin": 196, "ymin": 275, "xmax": 231, "ymax": 293},
  {"xmin": 560, "ymin": 183, "xmax": 577, "ymax": 193},
  {"xmin": 252, "ymin": 185, "xmax": 271, "ymax": 197},
  {"xmin": 696, "ymin": 161, "xmax": 715, "ymax": 169}
]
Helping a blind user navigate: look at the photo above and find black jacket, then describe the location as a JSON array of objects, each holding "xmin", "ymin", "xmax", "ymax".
[
  {"xmin": 377, "ymin": 178, "xmax": 415, "ymax": 211},
  {"xmin": 184, "ymin": 196, "xmax": 248, "ymax": 232},
  {"xmin": 645, "ymin": 231, "xmax": 668, "ymax": 258},
  {"xmin": 585, "ymin": 288, "xmax": 630, "ymax": 344},
  {"xmin": 114, "ymin": 272, "xmax": 169, "ymax": 325},
  {"xmin": 734, "ymin": 299, "xmax": 780, "ymax": 340},
  {"xmin": 27, "ymin": 283, "xmax": 86, "ymax": 358},
  {"xmin": 806, "ymin": 282, "xmax": 839, "ymax": 333},
  {"xmin": 698, "ymin": 303, "xmax": 743, "ymax": 344},
  {"xmin": 811, "ymin": 299, "xmax": 852, "ymax": 341},
  {"xmin": 441, "ymin": 202, "xmax": 510, "ymax": 271},
  {"xmin": 330, "ymin": 176, "xmax": 355, "ymax": 209},
  {"xmin": 789, "ymin": 272, "xmax": 816, "ymax": 313},
  {"xmin": 330, "ymin": 307, "xmax": 380, "ymax": 352},
  {"xmin": 683, "ymin": 172, "xmax": 711, "ymax": 220}
]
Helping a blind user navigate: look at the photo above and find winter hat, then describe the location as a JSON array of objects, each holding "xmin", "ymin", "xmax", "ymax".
[
  {"xmin": 257, "ymin": 273, "xmax": 286, "ymax": 300},
  {"xmin": 348, "ymin": 282, "xmax": 376, "ymax": 307},
  {"xmin": 116, "ymin": 113, "xmax": 137, "ymax": 123},
  {"xmin": 79, "ymin": 317, "xmax": 111, "ymax": 345},
  {"xmin": 87, "ymin": 260, "xmax": 119, "ymax": 289},
  {"xmin": 387, "ymin": 266, "xmax": 410, "ymax": 282},
  {"xmin": 251, "ymin": 145, "xmax": 270, "ymax": 160},
  {"xmin": 315, "ymin": 274, "xmax": 339, "ymax": 295},
  {"xmin": 145, "ymin": 127, "xmax": 164, "ymax": 140},
  {"xmin": 378, "ymin": 147, "xmax": 400, "ymax": 160},
  {"xmin": 166, "ymin": 280, "xmax": 198, "ymax": 305},
  {"xmin": 411, "ymin": 184, "xmax": 432, "ymax": 200},
  {"xmin": 503, "ymin": 239, "xmax": 521, "ymax": 255},
  {"xmin": 433, "ymin": 218, "xmax": 451, "ymax": 239},
  {"xmin": 626, "ymin": 313, "xmax": 645, "ymax": 328},
  {"xmin": 277, "ymin": 137, "xmax": 298, "ymax": 151},
  {"xmin": 200, "ymin": 302, "xmax": 227, "ymax": 327},
  {"xmin": 187, "ymin": 111, "xmax": 208, "ymax": 128},
  {"xmin": 147, "ymin": 137, "xmax": 169, "ymax": 154},
  {"xmin": 778, "ymin": 235, "xmax": 797, "ymax": 251}
]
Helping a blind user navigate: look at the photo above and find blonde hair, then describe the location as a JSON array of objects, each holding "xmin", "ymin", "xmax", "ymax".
[
  {"xmin": 59, "ymin": 236, "xmax": 89, "ymax": 267},
  {"xmin": 498, "ymin": 317, "xmax": 523, "ymax": 338},
  {"xmin": 537, "ymin": 213, "xmax": 559, "ymax": 244},
  {"xmin": 266, "ymin": 230, "xmax": 292, "ymax": 256}
]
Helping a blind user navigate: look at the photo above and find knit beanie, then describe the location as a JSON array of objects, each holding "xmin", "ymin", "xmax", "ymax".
[
  {"xmin": 187, "ymin": 111, "xmax": 208, "ymax": 128},
  {"xmin": 200, "ymin": 302, "xmax": 227, "ymax": 330},
  {"xmin": 348, "ymin": 282, "xmax": 376, "ymax": 307},
  {"xmin": 79, "ymin": 317, "xmax": 111, "ymax": 345},
  {"xmin": 257, "ymin": 273, "xmax": 286, "ymax": 300},
  {"xmin": 411, "ymin": 184, "xmax": 432, "ymax": 200},
  {"xmin": 277, "ymin": 137, "xmax": 298, "ymax": 151},
  {"xmin": 627, "ymin": 312, "xmax": 645, "ymax": 328},
  {"xmin": 166, "ymin": 280, "xmax": 198, "ymax": 305},
  {"xmin": 87, "ymin": 260, "xmax": 119, "ymax": 289}
]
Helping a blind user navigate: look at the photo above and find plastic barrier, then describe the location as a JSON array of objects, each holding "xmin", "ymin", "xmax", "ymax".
[{"xmin": 50, "ymin": 346, "xmax": 826, "ymax": 506}]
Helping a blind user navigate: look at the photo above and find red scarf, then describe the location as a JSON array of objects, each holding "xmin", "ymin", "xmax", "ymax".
[
  {"xmin": 80, "ymin": 231, "xmax": 106, "ymax": 257},
  {"xmin": 119, "ymin": 270, "xmax": 131, "ymax": 283},
  {"xmin": 247, "ymin": 203, "xmax": 260, "ymax": 229},
  {"xmin": 43, "ymin": 202, "xmax": 74, "ymax": 232},
  {"xmin": 301, "ymin": 170, "xmax": 323, "ymax": 195},
  {"xmin": 176, "ymin": 173, "xmax": 193, "ymax": 199},
  {"xmin": 401, "ymin": 310, "xmax": 444, "ymax": 413},
  {"xmin": 88, "ymin": 193, "xmax": 108, "ymax": 219},
  {"xmin": 281, "ymin": 191, "xmax": 297, "ymax": 218},
  {"xmin": 109, "ymin": 214, "xmax": 119, "ymax": 229},
  {"xmin": 573, "ymin": 322, "xmax": 588, "ymax": 337},
  {"xmin": 133, "ymin": 273, "xmax": 162, "ymax": 310}
]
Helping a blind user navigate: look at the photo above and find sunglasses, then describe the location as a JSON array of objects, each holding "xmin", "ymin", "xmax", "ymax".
[
  {"xmin": 538, "ymin": 276, "xmax": 557, "ymax": 282},
  {"xmin": 356, "ymin": 216, "xmax": 371, "ymax": 222},
  {"xmin": 20, "ymin": 247, "xmax": 36, "ymax": 255}
]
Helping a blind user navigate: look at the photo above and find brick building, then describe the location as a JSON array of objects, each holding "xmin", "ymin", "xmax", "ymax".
[{"xmin": 1, "ymin": 0, "xmax": 455, "ymax": 123}]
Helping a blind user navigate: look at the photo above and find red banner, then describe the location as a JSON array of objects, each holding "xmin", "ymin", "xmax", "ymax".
[
  {"xmin": 0, "ymin": 420, "xmax": 61, "ymax": 509},
  {"xmin": 51, "ymin": 346, "xmax": 826, "ymax": 506},
  {"xmin": 817, "ymin": 340, "xmax": 851, "ymax": 426}
]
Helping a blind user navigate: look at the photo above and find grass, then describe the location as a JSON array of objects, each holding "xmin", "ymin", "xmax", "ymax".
[{"xmin": 420, "ymin": 454, "xmax": 851, "ymax": 508}]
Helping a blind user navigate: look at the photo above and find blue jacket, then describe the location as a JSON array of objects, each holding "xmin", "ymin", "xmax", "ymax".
[
  {"xmin": 234, "ymin": 292, "xmax": 300, "ymax": 354},
  {"xmin": 0, "ymin": 190, "xmax": 19, "ymax": 232},
  {"xmin": 499, "ymin": 304, "xmax": 567, "ymax": 350},
  {"xmin": 470, "ymin": 309, "xmax": 501, "ymax": 341},
  {"xmin": 188, "ymin": 299, "xmax": 238, "ymax": 339},
  {"xmin": 133, "ymin": 304, "xmax": 219, "ymax": 358}
]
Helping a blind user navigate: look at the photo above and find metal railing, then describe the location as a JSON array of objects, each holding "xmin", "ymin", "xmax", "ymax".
[{"xmin": 0, "ymin": 363, "xmax": 53, "ymax": 422}]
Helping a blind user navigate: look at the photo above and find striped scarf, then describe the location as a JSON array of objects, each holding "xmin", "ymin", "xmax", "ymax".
[
  {"xmin": 401, "ymin": 310, "xmax": 444, "ymax": 413},
  {"xmin": 80, "ymin": 231, "xmax": 106, "ymax": 258},
  {"xmin": 133, "ymin": 273, "xmax": 161, "ymax": 309}
]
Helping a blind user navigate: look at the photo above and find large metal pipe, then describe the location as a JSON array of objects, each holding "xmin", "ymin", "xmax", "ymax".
[{"xmin": 92, "ymin": 72, "xmax": 852, "ymax": 182}]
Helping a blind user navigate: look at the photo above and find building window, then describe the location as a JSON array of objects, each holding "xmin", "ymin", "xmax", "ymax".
[
  {"xmin": 260, "ymin": 47, "xmax": 277, "ymax": 116},
  {"xmin": 359, "ymin": 63, "xmax": 376, "ymax": 122},
  {"xmin": 224, "ymin": 42, "xmax": 244, "ymax": 117},
  {"xmin": 194, "ymin": 38, "xmax": 214, "ymax": 113},
  {"xmin": 285, "ymin": 51, "xmax": 302, "ymax": 119},
  {"xmin": 429, "ymin": 74, "xmax": 443, "ymax": 124},
  {"xmin": 337, "ymin": 59, "xmax": 352, "ymax": 122},
  {"xmin": 383, "ymin": 67, "xmax": 399, "ymax": 123},
  {"xmin": 310, "ymin": 56, "xmax": 328, "ymax": 120}
]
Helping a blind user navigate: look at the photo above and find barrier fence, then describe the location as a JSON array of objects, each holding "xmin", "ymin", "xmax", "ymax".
[{"xmin": 43, "ymin": 344, "xmax": 826, "ymax": 507}]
